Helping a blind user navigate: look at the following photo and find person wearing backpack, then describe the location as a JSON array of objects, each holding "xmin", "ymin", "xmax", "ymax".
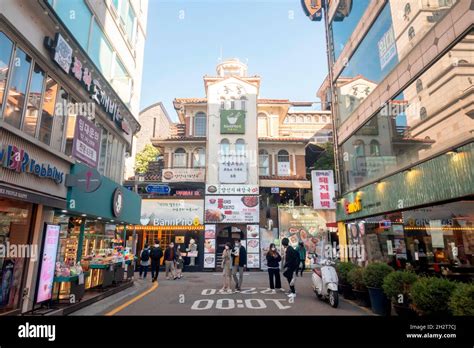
[
  {"xmin": 150, "ymin": 240, "xmax": 163, "ymax": 282},
  {"xmin": 282, "ymin": 237, "xmax": 299, "ymax": 298},
  {"xmin": 139, "ymin": 244, "xmax": 151, "ymax": 279}
]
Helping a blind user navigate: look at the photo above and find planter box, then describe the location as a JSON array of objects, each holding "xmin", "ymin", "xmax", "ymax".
[
  {"xmin": 341, "ymin": 283, "xmax": 355, "ymax": 300},
  {"xmin": 353, "ymin": 289, "xmax": 371, "ymax": 308},
  {"xmin": 367, "ymin": 287, "xmax": 391, "ymax": 316},
  {"xmin": 393, "ymin": 303, "xmax": 418, "ymax": 317}
]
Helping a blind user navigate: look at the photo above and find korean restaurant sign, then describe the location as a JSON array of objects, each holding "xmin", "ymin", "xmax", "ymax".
[
  {"xmin": 0, "ymin": 143, "xmax": 65, "ymax": 184},
  {"xmin": 206, "ymin": 184, "xmax": 259, "ymax": 195},
  {"xmin": 378, "ymin": 26, "xmax": 397, "ymax": 70},
  {"xmin": 205, "ymin": 196, "xmax": 259, "ymax": 223},
  {"xmin": 220, "ymin": 110, "xmax": 245, "ymax": 134},
  {"xmin": 141, "ymin": 199, "xmax": 204, "ymax": 226},
  {"xmin": 48, "ymin": 33, "xmax": 131, "ymax": 135},
  {"xmin": 72, "ymin": 115, "xmax": 101, "ymax": 168},
  {"xmin": 162, "ymin": 168, "xmax": 205, "ymax": 182},
  {"xmin": 219, "ymin": 155, "xmax": 247, "ymax": 183},
  {"xmin": 311, "ymin": 170, "xmax": 336, "ymax": 210}
]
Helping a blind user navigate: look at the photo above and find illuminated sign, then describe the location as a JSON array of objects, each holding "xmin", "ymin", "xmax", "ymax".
[{"xmin": 344, "ymin": 197, "xmax": 362, "ymax": 214}]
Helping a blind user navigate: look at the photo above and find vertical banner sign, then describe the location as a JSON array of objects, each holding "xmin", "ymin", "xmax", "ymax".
[
  {"xmin": 36, "ymin": 224, "xmax": 60, "ymax": 303},
  {"xmin": 204, "ymin": 225, "xmax": 216, "ymax": 268},
  {"xmin": 378, "ymin": 26, "xmax": 397, "ymax": 70},
  {"xmin": 312, "ymin": 170, "xmax": 336, "ymax": 210},
  {"xmin": 72, "ymin": 115, "xmax": 101, "ymax": 168},
  {"xmin": 220, "ymin": 110, "xmax": 245, "ymax": 134}
]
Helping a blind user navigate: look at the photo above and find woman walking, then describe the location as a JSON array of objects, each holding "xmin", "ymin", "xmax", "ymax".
[
  {"xmin": 176, "ymin": 247, "xmax": 184, "ymax": 279},
  {"xmin": 296, "ymin": 241, "xmax": 307, "ymax": 277},
  {"xmin": 220, "ymin": 242, "xmax": 232, "ymax": 293},
  {"xmin": 266, "ymin": 243, "xmax": 282, "ymax": 293}
]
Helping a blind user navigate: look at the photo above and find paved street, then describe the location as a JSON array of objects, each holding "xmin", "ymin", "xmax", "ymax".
[{"xmin": 71, "ymin": 272, "xmax": 370, "ymax": 316}]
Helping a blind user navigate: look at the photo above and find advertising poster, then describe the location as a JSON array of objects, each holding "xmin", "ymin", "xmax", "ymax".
[
  {"xmin": 247, "ymin": 239, "xmax": 260, "ymax": 253},
  {"xmin": 247, "ymin": 254, "xmax": 260, "ymax": 268},
  {"xmin": 72, "ymin": 115, "xmax": 101, "ymax": 168},
  {"xmin": 246, "ymin": 225, "xmax": 259, "ymax": 238},
  {"xmin": 220, "ymin": 110, "xmax": 245, "ymax": 134},
  {"xmin": 204, "ymin": 224, "xmax": 216, "ymax": 239},
  {"xmin": 311, "ymin": 170, "xmax": 336, "ymax": 210},
  {"xmin": 141, "ymin": 199, "xmax": 204, "ymax": 226},
  {"xmin": 260, "ymin": 227, "xmax": 278, "ymax": 270},
  {"xmin": 205, "ymin": 196, "xmax": 259, "ymax": 223},
  {"xmin": 203, "ymin": 254, "xmax": 215, "ymax": 268},
  {"xmin": 204, "ymin": 239, "xmax": 215, "ymax": 253},
  {"xmin": 36, "ymin": 224, "xmax": 60, "ymax": 303}
]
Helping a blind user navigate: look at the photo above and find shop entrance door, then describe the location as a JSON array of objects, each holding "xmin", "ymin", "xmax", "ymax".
[{"xmin": 216, "ymin": 225, "xmax": 244, "ymax": 270}]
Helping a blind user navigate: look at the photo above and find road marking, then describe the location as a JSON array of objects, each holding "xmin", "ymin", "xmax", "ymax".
[{"xmin": 105, "ymin": 282, "xmax": 159, "ymax": 316}]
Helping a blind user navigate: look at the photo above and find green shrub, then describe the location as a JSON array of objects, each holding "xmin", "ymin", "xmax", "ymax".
[
  {"xmin": 336, "ymin": 262, "xmax": 358, "ymax": 284},
  {"xmin": 410, "ymin": 277, "xmax": 457, "ymax": 315},
  {"xmin": 382, "ymin": 270, "xmax": 418, "ymax": 305},
  {"xmin": 449, "ymin": 282, "xmax": 474, "ymax": 316},
  {"xmin": 362, "ymin": 262, "xmax": 394, "ymax": 288},
  {"xmin": 348, "ymin": 267, "xmax": 366, "ymax": 291}
]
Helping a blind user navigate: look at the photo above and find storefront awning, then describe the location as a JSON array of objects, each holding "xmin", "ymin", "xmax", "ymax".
[{"xmin": 259, "ymin": 179, "xmax": 311, "ymax": 189}]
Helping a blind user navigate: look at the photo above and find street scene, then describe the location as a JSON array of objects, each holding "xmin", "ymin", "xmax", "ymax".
[{"xmin": 0, "ymin": 0, "xmax": 473, "ymax": 339}]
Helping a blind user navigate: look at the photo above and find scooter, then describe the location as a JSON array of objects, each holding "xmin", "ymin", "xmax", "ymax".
[{"xmin": 311, "ymin": 255, "xmax": 339, "ymax": 308}]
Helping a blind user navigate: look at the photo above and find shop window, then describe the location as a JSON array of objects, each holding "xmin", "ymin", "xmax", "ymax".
[
  {"xmin": 4, "ymin": 47, "xmax": 32, "ymax": 129},
  {"xmin": 277, "ymin": 150, "xmax": 290, "ymax": 176},
  {"xmin": 257, "ymin": 113, "xmax": 268, "ymax": 137},
  {"xmin": 259, "ymin": 149, "xmax": 269, "ymax": 176},
  {"xmin": 370, "ymin": 140, "xmax": 381, "ymax": 156},
  {"xmin": 220, "ymin": 138, "xmax": 230, "ymax": 156},
  {"xmin": 408, "ymin": 26, "xmax": 415, "ymax": 41},
  {"xmin": 420, "ymin": 107, "xmax": 427, "ymax": 120},
  {"xmin": 22, "ymin": 64, "xmax": 45, "ymax": 137},
  {"xmin": 193, "ymin": 112, "xmax": 206, "ymax": 136},
  {"xmin": 0, "ymin": 199, "xmax": 33, "ymax": 314},
  {"xmin": 173, "ymin": 148, "xmax": 187, "ymax": 168},
  {"xmin": 38, "ymin": 77, "xmax": 58, "ymax": 145},
  {"xmin": 192, "ymin": 147, "xmax": 206, "ymax": 168},
  {"xmin": 416, "ymin": 79, "xmax": 423, "ymax": 93},
  {"xmin": 235, "ymin": 138, "xmax": 246, "ymax": 155},
  {"xmin": 0, "ymin": 32, "xmax": 13, "ymax": 117},
  {"xmin": 51, "ymin": 88, "xmax": 68, "ymax": 152}
]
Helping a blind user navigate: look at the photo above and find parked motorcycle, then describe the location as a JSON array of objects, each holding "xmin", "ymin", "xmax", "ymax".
[{"xmin": 311, "ymin": 255, "xmax": 339, "ymax": 308}]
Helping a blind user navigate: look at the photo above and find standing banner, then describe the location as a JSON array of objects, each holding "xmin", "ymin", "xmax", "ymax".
[
  {"xmin": 311, "ymin": 170, "xmax": 336, "ymax": 210},
  {"xmin": 36, "ymin": 224, "xmax": 60, "ymax": 303}
]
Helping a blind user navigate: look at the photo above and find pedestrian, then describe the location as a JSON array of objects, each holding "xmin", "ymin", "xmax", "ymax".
[
  {"xmin": 295, "ymin": 241, "xmax": 307, "ymax": 277},
  {"xmin": 231, "ymin": 239, "xmax": 247, "ymax": 292},
  {"xmin": 175, "ymin": 246, "xmax": 184, "ymax": 279},
  {"xmin": 164, "ymin": 242, "xmax": 178, "ymax": 280},
  {"xmin": 266, "ymin": 243, "xmax": 282, "ymax": 293},
  {"xmin": 139, "ymin": 244, "xmax": 151, "ymax": 279},
  {"xmin": 282, "ymin": 237, "xmax": 299, "ymax": 298},
  {"xmin": 220, "ymin": 242, "xmax": 232, "ymax": 293},
  {"xmin": 150, "ymin": 240, "xmax": 163, "ymax": 282}
]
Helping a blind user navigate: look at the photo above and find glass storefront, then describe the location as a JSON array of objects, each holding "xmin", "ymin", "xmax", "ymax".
[
  {"xmin": 0, "ymin": 198, "xmax": 33, "ymax": 314},
  {"xmin": 345, "ymin": 200, "xmax": 474, "ymax": 281},
  {"xmin": 339, "ymin": 29, "xmax": 474, "ymax": 192}
]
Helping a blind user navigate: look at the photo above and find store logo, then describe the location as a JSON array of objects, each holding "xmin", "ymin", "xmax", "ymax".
[
  {"xmin": 112, "ymin": 187, "xmax": 123, "ymax": 217},
  {"xmin": 344, "ymin": 198, "xmax": 362, "ymax": 214},
  {"xmin": 0, "ymin": 143, "xmax": 64, "ymax": 184}
]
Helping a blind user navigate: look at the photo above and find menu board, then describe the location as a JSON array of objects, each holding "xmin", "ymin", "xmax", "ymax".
[
  {"xmin": 205, "ymin": 196, "xmax": 259, "ymax": 223},
  {"xmin": 247, "ymin": 239, "xmax": 260, "ymax": 253},
  {"xmin": 204, "ymin": 225, "xmax": 216, "ymax": 268},
  {"xmin": 36, "ymin": 224, "xmax": 60, "ymax": 303},
  {"xmin": 247, "ymin": 254, "xmax": 260, "ymax": 268}
]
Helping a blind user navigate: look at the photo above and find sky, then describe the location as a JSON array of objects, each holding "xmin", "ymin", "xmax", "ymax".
[{"xmin": 140, "ymin": 0, "xmax": 328, "ymax": 121}]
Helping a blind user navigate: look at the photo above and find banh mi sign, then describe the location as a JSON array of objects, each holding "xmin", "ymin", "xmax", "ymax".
[{"xmin": 344, "ymin": 197, "xmax": 362, "ymax": 214}]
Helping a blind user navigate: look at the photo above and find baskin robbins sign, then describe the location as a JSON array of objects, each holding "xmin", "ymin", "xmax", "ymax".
[{"xmin": 0, "ymin": 143, "xmax": 65, "ymax": 184}]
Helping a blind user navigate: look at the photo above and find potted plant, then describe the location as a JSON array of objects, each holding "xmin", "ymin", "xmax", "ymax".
[
  {"xmin": 348, "ymin": 267, "xmax": 370, "ymax": 307},
  {"xmin": 336, "ymin": 262, "xmax": 358, "ymax": 300},
  {"xmin": 410, "ymin": 277, "xmax": 456, "ymax": 315},
  {"xmin": 382, "ymin": 270, "xmax": 418, "ymax": 317},
  {"xmin": 449, "ymin": 282, "xmax": 474, "ymax": 316},
  {"xmin": 363, "ymin": 262, "xmax": 394, "ymax": 315}
]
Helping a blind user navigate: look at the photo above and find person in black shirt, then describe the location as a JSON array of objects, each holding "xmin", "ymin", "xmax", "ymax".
[
  {"xmin": 266, "ymin": 243, "xmax": 282, "ymax": 293},
  {"xmin": 149, "ymin": 240, "xmax": 163, "ymax": 282},
  {"xmin": 282, "ymin": 238, "xmax": 299, "ymax": 298}
]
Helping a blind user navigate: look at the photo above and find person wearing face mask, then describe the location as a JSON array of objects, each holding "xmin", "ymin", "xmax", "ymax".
[
  {"xmin": 220, "ymin": 242, "xmax": 232, "ymax": 293},
  {"xmin": 281, "ymin": 237, "xmax": 299, "ymax": 298},
  {"xmin": 231, "ymin": 239, "xmax": 247, "ymax": 292},
  {"xmin": 164, "ymin": 242, "xmax": 178, "ymax": 280},
  {"xmin": 266, "ymin": 243, "xmax": 282, "ymax": 293}
]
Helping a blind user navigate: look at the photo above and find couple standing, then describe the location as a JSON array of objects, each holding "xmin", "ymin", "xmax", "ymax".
[
  {"xmin": 220, "ymin": 239, "xmax": 246, "ymax": 293},
  {"xmin": 266, "ymin": 238, "xmax": 299, "ymax": 298},
  {"xmin": 139, "ymin": 240, "xmax": 184, "ymax": 281}
]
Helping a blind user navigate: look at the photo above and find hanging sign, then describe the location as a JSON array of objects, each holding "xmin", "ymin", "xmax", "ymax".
[{"xmin": 311, "ymin": 170, "xmax": 336, "ymax": 210}]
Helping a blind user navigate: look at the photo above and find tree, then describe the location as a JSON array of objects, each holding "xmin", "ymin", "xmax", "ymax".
[
  {"xmin": 135, "ymin": 144, "xmax": 160, "ymax": 174},
  {"xmin": 314, "ymin": 142, "xmax": 335, "ymax": 171}
]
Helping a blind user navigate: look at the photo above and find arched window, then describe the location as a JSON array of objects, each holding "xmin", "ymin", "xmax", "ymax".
[
  {"xmin": 259, "ymin": 149, "xmax": 269, "ymax": 176},
  {"xmin": 354, "ymin": 140, "xmax": 365, "ymax": 157},
  {"xmin": 192, "ymin": 147, "xmax": 205, "ymax": 168},
  {"xmin": 306, "ymin": 116, "xmax": 312, "ymax": 123},
  {"xmin": 322, "ymin": 115, "xmax": 327, "ymax": 123},
  {"xmin": 220, "ymin": 138, "xmax": 230, "ymax": 156},
  {"xmin": 277, "ymin": 150, "xmax": 290, "ymax": 176},
  {"xmin": 416, "ymin": 79, "xmax": 423, "ymax": 93},
  {"xmin": 235, "ymin": 138, "xmax": 245, "ymax": 155},
  {"xmin": 404, "ymin": 3, "xmax": 411, "ymax": 17},
  {"xmin": 314, "ymin": 115, "xmax": 320, "ymax": 123},
  {"xmin": 173, "ymin": 148, "xmax": 187, "ymax": 168},
  {"xmin": 291, "ymin": 116, "xmax": 296, "ymax": 123},
  {"xmin": 408, "ymin": 26, "xmax": 415, "ymax": 41},
  {"xmin": 420, "ymin": 107, "xmax": 427, "ymax": 120},
  {"xmin": 370, "ymin": 140, "xmax": 381, "ymax": 156},
  {"xmin": 258, "ymin": 113, "xmax": 268, "ymax": 137},
  {"xmin": 194, "ymin": 112, "xmax": 206, "ymax": 136},
  {"xmin": 298, "ymin": 116, "xmax": 304, "ymax": 123}
]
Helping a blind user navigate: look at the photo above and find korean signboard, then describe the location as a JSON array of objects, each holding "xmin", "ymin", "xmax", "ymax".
[
  {"xmin": 162, "ymin": 168, "xmax": 205, "ymax": 183},
  {"xmin": 206, "ymin": 184, "xmax": 258, "ymax": 195},
  {"xmin": 141, "ymin": 199, "xmax": 204, "ymax": 226},
  {"xmin": 277, "ymin": 162, "xmax": 290, "ymax": 176},
  {"xmin": 219, "ymin": 155, "xmax": 247, "ymax": 183},
  {"xmin": 72, "ymin": 115, "xmax": 101, "ymax": 168},
  {"xmin": 205, "ymin": 196, "xmax": 259, "ymax": 223},
  {"xmin": 378, "ymin": 26, "xmax": 397, "ymax": 70},
  {"xmin": 36, "ymin": 224, "xmax": 60, "ymax": 303},
  {"xmin": 311, "ymin": 170, "xmax": 336, "ymax": 210},
  {"xmin": 220, "ymin": 110, "xmax": 245, "ymax": 134}
]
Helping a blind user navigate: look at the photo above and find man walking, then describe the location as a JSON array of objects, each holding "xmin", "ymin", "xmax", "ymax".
[
  {"xmin": 231, "ymin": 239, "xmax": 247, "ymax": 292},
  {"xmin": 150, "ymin": 240, "xmax": 163, "ymax": 282},
  {"xmin": 164, "ymin": 242, "xmax": 178, "ymax": 280},
  {"xmin": 282, "ymin": 238, "xmax": 299, "ymax": 298}
]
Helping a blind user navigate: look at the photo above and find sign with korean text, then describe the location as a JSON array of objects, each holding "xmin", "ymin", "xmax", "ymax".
[
  {"xmin": 141, "ymin": 199, "xmax": 204, "ymax": 226},
  {"xmin": 36, "ymin": 224, "xmax": 60, "ymax": 303},
  {"xmin": 220, "ymin": 110, "xmax": 245, "ymax": 134},
  {"xmin": 277, "ymin": 162, "xmax": 290, "ymax": 176},
  {"xmin": 378, "ymin": 26, "xmax": 397, "ymax": 70},
  {"xmin": 205, "ymin": 196, "xmax": 259, "ymax": 223},
  {"xmin": 311, "ymin": 170, "xmax": 336, "ymax": 210},
  {"xmin": 206, "ymin": 184, "xmax": 258, "ymax": 195},
  {"xmin": 145, "ymin": 184, "xmax": 170, "ymax": 194},
  {"xmin": 72, "ymin": 115, "xmax": 101, "ymax": 168},
  {"xmin": 219, "ymin": 155, "xmax": 247, "ymax": 183},
  {"xmin": 162, "ymin": 168, "xmax": 205, "ymax": 182}
]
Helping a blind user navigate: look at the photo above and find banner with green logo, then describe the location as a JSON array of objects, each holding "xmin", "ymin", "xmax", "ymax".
[{"xmin": 220, "ymin": 110, "xmax": 245, "ymax": 134}]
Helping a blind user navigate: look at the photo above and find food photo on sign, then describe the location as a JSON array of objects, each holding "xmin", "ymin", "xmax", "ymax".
[{"xmin": 205, "ymin": 196, "xmax": 259, "ymax": 223}]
